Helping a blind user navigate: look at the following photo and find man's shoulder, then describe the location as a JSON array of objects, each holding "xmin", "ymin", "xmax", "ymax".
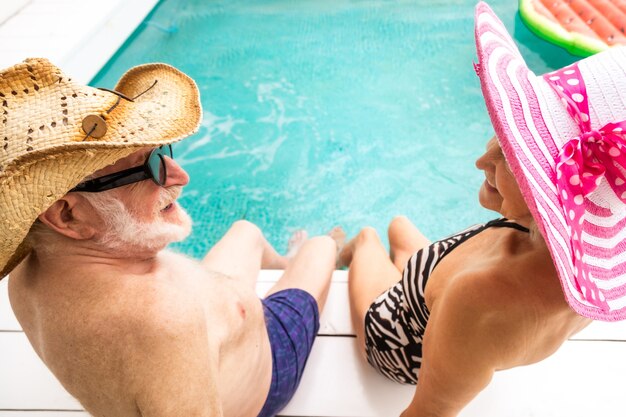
[
  {"xmin": 113, "ymin": 278, "xmax": 206, "ymax": 337},
  {"xmin": 59, "ymin": 252, "xmax": 220, "ymax": 342}
]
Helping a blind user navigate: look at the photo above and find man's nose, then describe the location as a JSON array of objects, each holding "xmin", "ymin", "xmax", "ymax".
[{"xmin": 163, "ymin": 157, "xmax": 189, "ymax": 187}]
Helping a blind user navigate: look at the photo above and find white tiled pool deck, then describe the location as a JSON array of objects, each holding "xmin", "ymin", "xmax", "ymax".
[
  {"xmin": 0, "ymin": 0, "xmax": 158, "ymax": 82},
  {"xmin": 1, "ymin": 1, "xmax": 626, "ymax": 416}
]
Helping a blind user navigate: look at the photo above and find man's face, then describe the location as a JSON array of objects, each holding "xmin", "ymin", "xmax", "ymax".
[{"xmin": 81, "ymin": 147, "xmax": 192, "ymax": 252}]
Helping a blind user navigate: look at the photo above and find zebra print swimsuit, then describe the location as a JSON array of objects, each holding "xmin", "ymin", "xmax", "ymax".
[{"xmin": 364, "ymin": 218, "xmax": 529, "ymax": 384}]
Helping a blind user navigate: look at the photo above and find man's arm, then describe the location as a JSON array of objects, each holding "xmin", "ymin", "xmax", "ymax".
[
  {"xmin": 402, "ymin": 274, "xmax": 535, "ymax": 417},
  {"xmin": 124, "ymin": 289, "xmax": 223, "ymax": 417}
]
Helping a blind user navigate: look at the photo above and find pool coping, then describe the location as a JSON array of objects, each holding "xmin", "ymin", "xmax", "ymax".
[{"xmin": 0, "ymin": 0, "xmax": 159, "ymax": 83}]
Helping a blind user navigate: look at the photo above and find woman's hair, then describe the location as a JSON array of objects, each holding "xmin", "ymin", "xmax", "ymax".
[
  {"xmin": 527, "ymin": 219, "xmax": 546, "ymax": 246},
  {"xmin": 502, "ymin": 152, "xmax": 544, "ymax": 245}
]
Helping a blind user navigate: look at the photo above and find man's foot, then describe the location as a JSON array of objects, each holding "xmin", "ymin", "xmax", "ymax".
[
  {"xmin": 327, "ymin": 226, "xmax": 347, "ymax": 268},
  {"xmin": 338, "ymin": 227, "xmax": 381, "ymax": 269},
  {"xmin": 286, "ymin": 229, "xmax": 308, "ymax": 259},
  {"xmin": 328, "ymin": 226, "xmax": 346, "ymax": 251},
  {"xmin": 337, "ymin": 233, "xmax": 359, "ymax": 269}
]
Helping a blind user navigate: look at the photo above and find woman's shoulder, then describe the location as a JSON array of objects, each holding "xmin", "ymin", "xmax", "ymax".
[
  {"xmin": 447, "ymin": 242, "xmax": 575, "ymax": 331},
  {"xmin": 429, "ymin": 228, "xmax": 588, "ymax": 366}
]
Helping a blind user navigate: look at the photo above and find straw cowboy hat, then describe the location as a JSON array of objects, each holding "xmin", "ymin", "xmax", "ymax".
[
  {"xmin": 475, "ymin": 2, "xmax": 626, "ymax": 321},
  {"xmin": 0, "ymin": 58, "xmax": 202, "ymax": 279}
]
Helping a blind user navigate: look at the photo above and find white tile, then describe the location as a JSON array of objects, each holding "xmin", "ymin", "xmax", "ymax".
[
  {"xmin": 61, "ymin": 0, "xmax": 160, "ymax": 82},
  {"xmin": 0, "ymin": 0, "xmax": 30, "ymax": 25},
  {"xmin": 462, "ymin": 340, "xmax": 626, "ymax": 417},
  {"xmin": 0, "ymin": 332, "xmax": 83, "ymax": 410},
  {"xmin": 0, "ymin": 35, "xmax": 78, "ymax": 65},
  {"xmin": 0, "ymin": 278, "xmax": 19, "ymax": 331},
  {"xmin": 22, "ymin": 0, "xmax": 109, "ymax": 15},
  {"xmin": 281, "ymin": 336, "xmax": 414, "ymax": 416},
  {"xmin": 0, "ymin": 0, "xmax": 159, "ymax": 80},
  {"xmin": 574, "ymin": 318, "xmax": 626, "ymax": 341},
  {"xmin": 0, "ymin": 13, "xmax": 60, "ymax": 37}
]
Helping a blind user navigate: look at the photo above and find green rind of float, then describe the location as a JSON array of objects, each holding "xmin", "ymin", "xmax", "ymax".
[{"xmin": 518, "ymin": 0, "xmax": 609, "ymax": 57}]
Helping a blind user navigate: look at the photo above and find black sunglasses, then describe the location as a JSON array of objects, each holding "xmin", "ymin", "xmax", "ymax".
[{"xmin": 70, "ymin": 145, "xmax": 173, "ymax": 193}]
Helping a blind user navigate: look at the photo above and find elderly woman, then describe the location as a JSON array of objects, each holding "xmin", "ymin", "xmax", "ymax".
[{"xmin": 340, "ymin": 3, "xmax": 626, "ymax": 417}]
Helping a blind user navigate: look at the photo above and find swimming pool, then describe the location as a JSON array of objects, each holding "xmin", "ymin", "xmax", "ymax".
[{"xmin": 91, "ymin": 0, "xmax": 577, "ymax": 258}]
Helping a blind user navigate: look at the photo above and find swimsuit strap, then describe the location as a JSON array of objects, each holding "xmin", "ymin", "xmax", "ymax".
[
  {"xmin": 426, "ymin": 218, "xmax": 527, "ymax": 269},
  {"xmin": 484, "ymin": 217, "xmax": 530, "ymax": 233}
]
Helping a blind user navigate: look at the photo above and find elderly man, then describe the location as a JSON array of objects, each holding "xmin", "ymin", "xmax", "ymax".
[{"xmin": 2, "ymin": 58, "xmax": 338, "ymax": 417}]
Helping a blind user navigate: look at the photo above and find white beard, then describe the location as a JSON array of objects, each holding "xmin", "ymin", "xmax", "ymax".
[{"xmin": 81, "ymin": 189, "xmax": 192, "ymax": 252}]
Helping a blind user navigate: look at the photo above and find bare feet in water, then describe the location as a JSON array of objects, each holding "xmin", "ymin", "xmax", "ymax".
[
  {"xmin": 328, "ymin": 226, "xmax": 346, "ymax": 251},
  {"xmin": 286, "ymin": 229, "xmax": 309, "ymax": 259},
  {"xmin": 337, "ymin": 227, "xmax": 376, "ymax": 268},
  {"xmin": 328, "ymin": 226, "xmax": 347, "ymax": 268},
  {"xmin": 337, "ymin": 239, "xmax": 353, "ymax": 269},
  {"xmin": 286, "ymin": 227, "xmax": 347, "ymax": 268}
]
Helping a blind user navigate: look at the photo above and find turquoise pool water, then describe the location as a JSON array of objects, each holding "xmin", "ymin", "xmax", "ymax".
[{"xmin": 92, "ymin": 0, "xmax": 577, "ymax": 258}]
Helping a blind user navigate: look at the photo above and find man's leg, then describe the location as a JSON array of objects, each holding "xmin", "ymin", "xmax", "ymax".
[
  {"xmin": 256, "ymin": 235, "xmax": 337, "ymax": 417},
  {"xmin": 264, "ymin": 235, "xmax": 337, "ymax": 311},
  {"xmin": 202, "ymin": 220, "xmax": 288, "ymax": 288},
  {"xmin": 388, "ymin": 215, "xmax": 430, "ymax": 272},
  {"xmin": 340, "ymin": 227, "xmax": 401, "ymax": 350}
]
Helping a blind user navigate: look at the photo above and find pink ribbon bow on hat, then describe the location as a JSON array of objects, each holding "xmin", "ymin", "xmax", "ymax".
[{"xmin": 544, "ymin": 64, "xmax": 626, "ymax": 309}]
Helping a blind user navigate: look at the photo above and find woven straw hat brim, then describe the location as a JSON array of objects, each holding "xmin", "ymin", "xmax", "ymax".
[
  {"xmin": 475, "ymin": 2, "xmax": 626, "ymax": 321},
  {"xmin": 0, "ymin": 59, "xmax": 202, "ymax": 278}
]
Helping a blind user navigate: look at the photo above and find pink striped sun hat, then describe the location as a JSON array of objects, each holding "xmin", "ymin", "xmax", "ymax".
[{"xmin": 475, "ymin": 2, "xmax": 626, "ymax": 321}]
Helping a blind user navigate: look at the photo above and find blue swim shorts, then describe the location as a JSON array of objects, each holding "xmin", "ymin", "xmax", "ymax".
[{"xmin": 257, "ymin": 288, "xmax": 320, "ymax": 417}]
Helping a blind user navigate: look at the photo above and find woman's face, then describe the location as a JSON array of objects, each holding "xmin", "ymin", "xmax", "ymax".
[{"xmin": 475, "ymin": 137, "xmax": 532, "ymax": 222}]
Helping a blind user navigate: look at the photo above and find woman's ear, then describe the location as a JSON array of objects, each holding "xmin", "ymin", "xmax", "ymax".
[{"xmin": 38, "ymin": 194, "xmax": 97, "ymax": 240}]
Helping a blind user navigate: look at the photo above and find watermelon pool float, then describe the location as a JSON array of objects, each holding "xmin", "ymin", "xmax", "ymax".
[{"xmin": 519, "ymin": 0, "xmax": 626, "ymax": 56}]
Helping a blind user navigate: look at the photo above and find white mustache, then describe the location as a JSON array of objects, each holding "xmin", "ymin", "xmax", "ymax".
[{"xmin": 158, "ymin": 186, "xmax": 183, "ymax": 208}]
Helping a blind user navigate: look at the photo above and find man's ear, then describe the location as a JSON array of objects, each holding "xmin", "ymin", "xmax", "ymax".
[{"xmin": 38, "ymin": 194, "xmax": 97, "ymax": 240}]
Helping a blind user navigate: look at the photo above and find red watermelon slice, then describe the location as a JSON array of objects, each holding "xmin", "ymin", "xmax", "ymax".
[{"xmin": 519, "ymin": 0, "xmax": 626, "ymax": 56}]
